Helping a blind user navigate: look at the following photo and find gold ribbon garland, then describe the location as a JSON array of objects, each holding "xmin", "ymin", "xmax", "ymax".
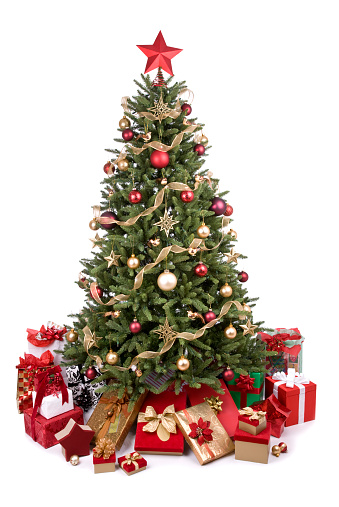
[
  {"xmin": 138, "ymin": 404, "xmax": 177, "ymax": 442},
  {"xmin": 238, "ymin": 407, "xmax": 267, "ymax": 424}
]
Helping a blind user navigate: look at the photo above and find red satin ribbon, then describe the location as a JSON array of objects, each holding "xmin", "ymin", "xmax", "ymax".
[
  {"xmin": 259, "ymin": 333, "xmax": 290, "ymax": 352},
  {"xmin": 16, "ymin": 350, "xmax": 54, "ymax": 369},
  {"xmin": 27, "ymin": 325, "xmax": 66, "ymax": 347},
  {"xmin": 228, "ymin": 375, "xmax": 263, "ymax": 408},
  {"xmin": 236, "ymin": 374, "xmax": 255, "ymax": 391}
]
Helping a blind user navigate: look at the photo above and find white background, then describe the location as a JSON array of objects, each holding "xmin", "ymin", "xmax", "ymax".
[{"xmin": 1, "ymin": 0, "xmax": 337, "ymax": 503}]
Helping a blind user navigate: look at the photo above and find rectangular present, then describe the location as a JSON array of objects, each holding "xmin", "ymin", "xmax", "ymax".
[
  {"xmin": 118, "ymin": 452, "xmax": 147, "ymax": 475},
  {"xmin": 87, "ymin": 388, "xmax": 148, "ymax": 450},
  {"xmin": 174, "ymin": 402, "xmax": 235, "ymax": 465},
  {"xmin": 234, "ymin": 423, "xmax": 271, "ymax": 464},
  {"xmin": 66, "ymin": 364, "xmax": 106, "ymax": 411},
  {"xmin": 134, "ymin": 391, "xmax": 186, "ymax": 455},
  {"xmin": 93, "ymin": 454, "xmax": 116, "ymax": 474},
  {"xmin": 26, "ymin": 322, "xmax": 67, "ymax": 367},
  {"xmin": 16, "ymin": 351, "xmax": 54, "ymax": 413},
  {"xmin": 265, "ymin": 370, "xmax": 316, "ymax": 427},
  {"xmin": 184, "ymin": 379, "xmax": 239, "ymax": 438},
  {"xmin": 258, "ymin": 328, "xmax": 305, "ymax": 375},
  {"xmin": 227, "ymin": 372, "xmax": 264, "ymax": 409},
  {"xmin": 24, "ymin": 405, "xmax": 84, "ymax": 448},
  {"xmin": 250, "ymin": 394, "xmax": 291, "ymax": 438},
  {"xmin": 238, "ymin": 408, "xmax": 267, "ymax": 435},
  {"xmin": 32, "ymin": 388, "xmax": 74, "ymax": 419}
]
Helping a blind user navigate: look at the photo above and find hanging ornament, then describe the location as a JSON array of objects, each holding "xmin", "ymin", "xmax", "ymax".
[
  {"xmin": 100, "ymin": 211, "xmax": 117, "ymax": 230},
  {"xmin": 200, "ymin": 134, "xmax": 208, "ymax": 145},
  {"xmin": 180, "ymin": 190, "xmax": 194, "ymax": 203},
  {"xmin": 108, "ymin": 189, "xmax": 114, "ymax": 197},
  {"xmin": 90, "ymin": 285, "xmax": 103, "ymax": 300},
  {"xmin": 157, "ymin": 270, "xmax": 177, "ymax": 291},
  {"xmin": 194, "ymin": 262, "xmax": 208, "ymax": 277},
  {"xmin": 194, "ymin": 144, "xmax": 205, "ymax": 155},
  {"xmin": 127, "ymin": 254, "xmax": 140, "ymax": 269},
  {"xmin": 104, "ymin": 249, "xmax": 121, "ymax": 268},
  {"xmin": 224, "ymin": 204, "xmax": 233, "ymax": 216},
  {"xmin": 117, "ymin": 159, "xmax": 129, "ymax": 171},
  {"xmin": 204, "ymin": 310, "xmax": 216, "ymax": 323},
  {"xmin": 240, "ymin": 319, "xmax": 258, "ymax": 336},
  {"xmin": 224, "ymin": 323, "xmax": 237, "ymax": 339},
  {"xmin": 243, "ymin": 303, "xmax": 251, "ymax": 313},
  {"xmin": 103, "ymin": 162, "xmax": 114, "ymax": 175},
  {"xmin": 128, "ymin": 189, "xmax": 142, "ymax": 204},
  {"xmin": 66, "ymin": 329, "xmax": 78, "ymax": 343},
  {"xmin": 160, "ymin": 177, "xmax": 168, "ymax": 185},
  {"xmin": 176, "ymin": 355, "xmax": 190, "ymax": 371},
  {"xmin": 155, "ymin": 209, "xmax": 179, "ymax": 237},
  {"xmin": 225, "ymin": 248, "xmax": 241, "ymax": 264},
  {"xmin": 122, "ymin": 128, "xmax": 134, "ymax": 141},
  {"xmin": 209, "ymin": 197, "xmax": 227, "ymax": 216},
  {"xmin": 222, "ymin": 368, "xmax": 235, "ymax": 382},
  {"xmin": 147, "ymin": 92, "xmax": 173, "ymax": 122},
  {"xmin": 150, "ymin": 150, "xmax": 170, "ymax": 169},
  {"xmin": 79, "ymin": 275, "xmax": 87, "ymax": 288},
  {"xmin": 70, "ymin": 455, "xmax": 80, "ymax": 466},
  {"xmin": 181, "ymin": 103, "xmax": 192, "ymax": 115},
  {"xmin": 89, "ymin": 218, "xmax": 99, "ymax": 231},
  {"xmin": 135, "ymin": 368, "xmax": 143, "ymax": 377},
  {"xmin": 220, "ymin": 283, "xmax": 233, "ymax": 298},
  {"xmin": 197, "ymin": 222, "xmax": 210, "ymax": 239},
  {"xmin": 106, "ymin": 349, "xmax": 119, "ymax": 365},
  {"xmin": 153, "ymin": 317, "xmax": 178, "ymax": 344},
  {"xmin": 228, "ymin": 229, "xmax": 237, "ymax": 239},
  {"xmin": 112, "ymin": 310, "xmax": 121, "ymax": 319},
  {"xmin": 129, "ymin": 319, "xmax": 142, "ymax": 334},
  {"xmin": 238, "ymin": 271, "xmax": 249, "ymax": 283},
  {"xmin": 85, "ymin": 367, "xmax": 97, "ymax": 380},
  {"xmin": 188, "ymin": 247, "xmax": 199, "ymax": 256},
  {"xmin": 188, "ymin": 310, "xmax": 205, "ymax": 324},
  {"xmin": 119, "ymin": 116, "xmax": 130, "ymax": 129},
  {"xmin": 90, "ymin": 233, "xmax": 102, "ymax": 249},
  {"xmin": 147, "ymin": 237, "xmax": 161, "ymax": 248}
]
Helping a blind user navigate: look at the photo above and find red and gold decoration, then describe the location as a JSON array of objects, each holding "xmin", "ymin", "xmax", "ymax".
[
  {"xmin": 154, "ymin": 209, "xmax": 179, "ymax": 237},
  {"xmin": 272, "ymin": 442, "xmax": 287, "ymax": 457},
  {"xmin": 180, "ymin": 189, "xmax": 194, "ymax": 203},
  {"xmin": 122, "ymin": 128, "xmax": 134, "ymax": 141},
  {"xmin": 204, "ymin": 310, "xmax": 216, "ymax": 323},
  {"xmin": 66, "ymin": 329, "xmax": 78, "ymax": 343},
  {"xmin": 90, "ymin": 284, "xmax": 103, "ymax": 300},
  {"xmin": 118, "ymin": 452, "xmax": 147, "ymax": 475},
  {"xmin": 119, "ymin": 116, "xmax": 130, "ymax": 129},
  {"xmin": 117, "ymin": 159, "xmax": 129, "ymax": 171},
  {"xmin": 225, "ymin": 248, "xmax": 240, "ymax": 264},
  {"xmin": 197, "ymin": 222, "xmax": 210, "ymax": 239},
  {"xmin": 188, "ymin": 310, "xmax": 205, "ymax": 324},
  {"xmin": 240, "ymin": 319, "xmax": 258, "ymax": 336},
  {"xmin": 227, "ymin": 372, "xmax": 265, "ymax": 409},
  {"xmin": 127, "ymin": 254, "xmax": 140, "ymax": 269},
  {"xmin": 100, "ymin": 210, "xmax": 117, "ymax": 230},
  {"xmin": 238, "ymin": 271, "xmax": 249, "ymax": 282},
  {"xmin": 224, "ymin": 323, "xmax": 237, "ymax": 339},
  {"xmin": 129, "ymin": 319, "xmax": 142, "ymax": 334},
  {"xmin": 222, "ymin": 368, "xmax": 235, "ymax": 382},
  {"xmin": 194, "ymin": 262, "xmax": 208, "ymax": 277},
  {"xmin": 194, "ymin": 143, "xmax": 205, "ymax": 155},
  {"xmin": 106, "ymin": 349, "xmax": 119, "ymax": 365},
  {"xmin": 55, "ymin": 419, "xmax": 94, "ymax": 462},
  {"xmin": 137, "ymin": 30, "xmax": 182, "ymax": 76},
  {"xmin": 189, "ymin": 416, "xmax": 213, "ymax": 445},
  {"xmin": 85, "ymin": 366, "xmax": 97, "ymax": 380},
  {"xmin": 250, "ymin": 394, "xmax": 292, "ymax": 438},
  {"xmin": 209, "ymin": 196, "xmax": 227, "ymax": 216},
  {"xmin": 224, "ymin": 204, "xmax": 233, "ymax": 216},
  {"xmin": 128, "ymin": 189, "xmax": 142, "ymax": 204},
  {"xmin": 238, "ymin": 406, "xmax": 267, "ymax": 435},
  {"xmin": 220, "ymin": 283, "xmax": 233, "ymax": 298},
  {"xmin": 181, "ymin": 103, "xmax": 192, "ymax": 115},
  {"xmin": 176, "ymin": 355, "xmax": 190, "ymax": 371},
  {"xmin": 103, "ymin": 161, "xmax": 114, "ymax": 175},
  {"xmin": 93, "ymin": 437, "xmax": 116, "ymax": 474},
  {"xmin": 234, "ymin": 423, "xmax": 271, "ymax": 464},
  {"xmin": 150, "ymin": 149, "xmax": 170, "ymax": 169},
  {"xmin": 157, "ymin": 269, "xmax": 177, "ymax": 291}
]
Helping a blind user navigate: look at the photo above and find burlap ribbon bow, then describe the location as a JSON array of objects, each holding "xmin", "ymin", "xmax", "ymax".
[
  {"xmin": 93, "ymin": 437, "xmax": 115, "ymax": 459},
  {"xmin": 238, "ymin": 407, "xmax": 267, "ymax": 423},
  {"xmin": 121, "ymin": 452, "xmax": 142, "ymax": 470},
  {"xmin": 138, "ymin": 404, "xmax": 177, "ymax": 442}
]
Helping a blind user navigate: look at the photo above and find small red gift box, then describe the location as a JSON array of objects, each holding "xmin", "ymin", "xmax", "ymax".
[
  {"xmin": 265, "ymin": 369, "xmax": 316, "ymax": 427},
  {"xmin": 134, "ymin": 391, "xmax": 186, "ymax": 455},
  {"xmin": 93, "ymin": 438, "xmax": 116, "ymax": 473},
  {"xmin": 93, "ymin": 454, "xmax": 116, "ymax": 474},
  {"xmin": 184, "ymin": 379, "xmax": 239, "ymax": 438},
  {"xmin": 234, "ymin": 423, "xmax": 271, "ymax": 464},
  {"xmin": 238, "ymin": 407, "xmax": 267, "ymax": 435},
  {"xmin": 118, "ymin": 452, "xmax": 147, "ymax": 475},
  {"xmin": 24, "ymin": 405, "xmax": 84, "ymax": 448},
  {"xmin": 250, "ymin": 394, "xmax": 291, "ymax": 438}
]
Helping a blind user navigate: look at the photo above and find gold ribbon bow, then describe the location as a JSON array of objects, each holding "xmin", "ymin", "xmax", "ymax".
[
  {"xmin": 138, "ymin": 404, "xmax": 177, "ymax": 442},
  {"xmin": 238, "ymin": 407, "xmax": 267, "ymax": 423},
  {"xmin": 93, "ymin": 437, "xmax": 115, "ymax": 459},
  {"xmin": 204, "ymin": 396, "xmax": 223, "ymax": 414},
  {"xmin": 121, "ymin": 452, "xmax": 142, "ymax": 470}
]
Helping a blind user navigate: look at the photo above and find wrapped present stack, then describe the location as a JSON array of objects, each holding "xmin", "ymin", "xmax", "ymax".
[{"xmin": 234, "ymin": 407, "xmax": 271, "ymax": 464}]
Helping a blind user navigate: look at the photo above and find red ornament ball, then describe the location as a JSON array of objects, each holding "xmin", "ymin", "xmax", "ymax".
[
  {"xmin": 180, "ymin": 190, "xmax": 194, "ymax": 203},
  {"xmin": 204, "ymin": 311, "xmax": 216, "ymax": 323},
  {"xmin": 222, "ymin": 368, "xmax": 235, "ymax": 382},
  {"xmin": 181, "ymin": 103, "xmax": 192, "ymax": 116},
  {"xmin": 129, "ymin": 320, "xmax": 142, "ymax": 334},
  {"xmin": 85, "ymin": 367, "xmax": 97, "ymax": 380},
  {"xmin": 150, "ymin": 150, "xmax": 170, "ymax": 169},
  {"xmin": 209, "ymin": 197, "xmax": 227, "ymax": 216},
  {"xmin": 224, "ymin": 204, "xmax": 233, "ymax": 216},
  {"xmin": 100, "ymin": 210, "xmax": 117, "ymax": 230},
  {"xmin": 279, "ymin": 442, "xmax": 288, "ymax": 453},
  {"xmin": 90, "ymin": 285, "xmax": 103, "ymax": 300},
  {"xmin": 238, "ymin": 271, "xmax": 249, "ymax": 283},
  {"xmin": 194, "ymin": 144, "xmax": 205, "ymax": 156},
  {"xmin": 103, "ymin": 162, "xmax": 113, "ymax": 174},
  {"xmin": 122, "ymin": 128, "xmax": 134, "ymax": 141},
  {"xmin": 128, "ymin": 189, "xmax": 142, "ymax": 204},
  {"xmin": 194, "ymin": 262, "xmax": 208, "ymax": 277}
]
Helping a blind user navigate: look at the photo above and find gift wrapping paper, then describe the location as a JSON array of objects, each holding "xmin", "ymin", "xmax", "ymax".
[
  {"xmin": 66, "ymin": 365, "xmax": 106, "ymax": 411},
  {"xmin": 26, "ymin": 322, "xmax": 66, "ymax": 367},
  {"xmin": 16, "ymin": 351, "xmax": 54, "ymax": 413},
  {"xmin": 227, "ymin": 372, "xmax": 264, "ymax": 409},
  {"xmin": 32, "ymin": 388, "xmax": 74, "ymax": 419}
]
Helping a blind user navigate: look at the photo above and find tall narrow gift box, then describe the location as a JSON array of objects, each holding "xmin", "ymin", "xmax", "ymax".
[
  {"xmin": 234, "ymin": 423, "xmax": 271, "ymax": 464},
  {"xmin": 227, "ymin": 372, "xmax": 264, "ymax": 409},
  {"xmin": 184, "ymin": 379, "xmax": 239, "ymax": 438},
  {"xmin": 134, "ymin": 391, "xmax": 186, "ymax": 455},
  {"xmin": 16, "ymin": 351, "xmax": 54, "ymax": 413},
  {"xmin": 258, "ymin": 328, "xmax": 305, "ymax": 375}
]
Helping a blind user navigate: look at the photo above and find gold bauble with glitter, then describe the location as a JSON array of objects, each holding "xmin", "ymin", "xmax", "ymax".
[
  {"xmin": 106, "ymin": 350, "xmax": 119, "ymax": 365},
  {"xmin": 119, "ymin": 116, "xmax": 130, "ymax": 129},
  {"xmin": 220, "ymin": 283, "xmax": 233, "ymax": 298},
  {"xmin": 127, "ymin": 254, "xmax": 140, "ymax": 269},
  {"xmin": 197, "ymin": 223, "xmax": 210, "ymax": 239},
  {"xmin": 66, "ymin": 329, "xmax": 78, "ymax": 343},
  {"xmin": 176, "ymin": 355, "xmax": 190, "ymax": 371},
  {"xmin": 200, "ymin": 134, "xmax": 208, "ymax": 145},
  {"xmin": 157, "ymin": 270, "xmax": 177, "ymax": 291},
  {"xmin": 117, "ymin": 159, "xmax": 129, "ymax": 172},
  {"xmin": 224, "ymin": 323, "xmax": 237, "ymax": 339},
  {"xmin": 89, "ymin": 219, "xmax": 99, "ymax": 231},
  {"xmin": 70, "ymin": 455, "xmax": 79, "ymax": 466},
  {"xmin": 135, "ymin": 369, "xmax": 143, "ymax": 377}
]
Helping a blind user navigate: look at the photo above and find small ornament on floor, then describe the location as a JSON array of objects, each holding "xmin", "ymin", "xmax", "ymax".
[{"xmin": 70, "ymin": 455, "xmax": 79, "ymax": 466}]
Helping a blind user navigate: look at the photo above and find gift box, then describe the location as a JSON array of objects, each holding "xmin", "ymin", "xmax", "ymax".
[
  {"xmin": 32, "ymin": 389, "xmax": 73, "ymax": 419},
  {"xmin": 66, "ymin": 364, "xmax": 106, "ymax": 411},
  {"xmin": 238, "ymin": 407, "xmax": 267, "ymax": 435},
  {"xmin": 26, "ymin": 321, "xmax": 67, "ymax": 367},
  {"xmin": 184, "ymin": 379, "xmax": 239, "ymax": 438},
  {"xmin": 93, "ymin": 437, "xmax": 116, "ymax": 473},
  {"xmin": 32, "ymin": 365, "xmax": 73, "ymax": 419},
  {"xmin": 87, "ymin": 388, "xmax": 148, "ymax": 450},
  {"xmin": 227, "ymin": 372, "xmax": 264, "ymax": 409},
  {"xmin": 250, "ymin": 394, "xmax": 291, "ymax": 438},
  {"xmin": 258, "ymin": 328, "xmax": 305, "ymax": 375},
  {"xmin": 24, "ymin": 405, "xmax": 84, "ymax": 448},
  {"xmin": 118, "ymin": 452, "xmax": 147, "ymax": 475},
  {"xmin": 174, "ymin": 402, "xmax": 235, "ymax": 465},
  {"xmin": 134, "ymin": 391, "xmax": 186, "ymax": 455},
  {"xmin": 265, "ymin": 369, "xmax": 316, "ymax": 427},
  {"xmin": 55, "ymin": 418, "xmax": 94, "ymax": 461},
  {"xmin": 234, "ymin": 423, "xmax": 271, "ymax": 464},
  {"xmin": 16, "ymin": 351, "xmax": 54, "ymax": 413}
]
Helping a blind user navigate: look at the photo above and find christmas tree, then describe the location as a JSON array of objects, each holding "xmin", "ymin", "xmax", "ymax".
[{"xmin": 62, "ymin": 31, "xmax": 268, "ymax": 404}]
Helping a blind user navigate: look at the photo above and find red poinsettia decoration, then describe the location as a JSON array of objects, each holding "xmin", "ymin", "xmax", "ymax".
[{"xmin": 189, "ymin": 417, "xmax": 214, "ymax": 446}]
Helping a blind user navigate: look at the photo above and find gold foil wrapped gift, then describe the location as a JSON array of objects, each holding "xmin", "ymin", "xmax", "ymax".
[{"xmin": 174, "ymin": 402, "xmax": 234, "ymax": 465}]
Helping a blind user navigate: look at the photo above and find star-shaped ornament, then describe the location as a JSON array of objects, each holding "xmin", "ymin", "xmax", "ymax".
[
  {"xmin": 55, "ymin": 419, "xmax": 94, "ymax": 461},
  {"xmin": 104, "ymin": 249, "xmax": 121, "ymax": 268},
  {"xmin": 154, "ymin": 209, "xmax": 179, "ymax": 237},
  {"xmin": 147, "ymin": 92, "xmax": 172, "ymax": 123},
  {"xmin": 137, "ymin": 31, "xmax": 182, "ymax": 76},
  {"xmin": 90, "ymin": 233, "xmax": 102, "ymax": 249},
  {"xmin": 225, "ymin": 248, "xmax": 241, "ymax": 264},
  {"xmin": 152, "ymin": 317, "xmax": 178, "ymax": 345},
  {"xmin": 240, "ymin": 319, "xmax": 258, "ymax": 336},
  {"xmin": 88, "ymin": 332, "xmax": 102, "ymax": 349}
]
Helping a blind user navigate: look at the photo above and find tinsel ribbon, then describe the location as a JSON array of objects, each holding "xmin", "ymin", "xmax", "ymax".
[
  {"xmin": 16, "ymin": 350, "xmax": 54, "ymax": 369},
  {"xmin": 238, "ymin": 406, "xmax": 266, "ymax": 423},
  {"xmin": 97, "ymin": 393, "xmax": 130, "ymax": 441},
  {"xmin": 26, "ymin": 324, "xmax": 66, "ymax": 347},
  {"xmin": 121, "ymin": 452, "xmax": 142, "ymax": 470},
  {"xmin": 138, "ymin": 404, "xmax": 177, "ymax": 442},
  {"xmin": 204, "ymin": 396, "xmax": 223, "ymax": 413},
  {"xmin": 93, "ymin": 437, "xmax": 115, "ymax": 459}
]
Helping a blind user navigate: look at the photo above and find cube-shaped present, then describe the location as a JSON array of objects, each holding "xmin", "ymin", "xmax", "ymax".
[
  {"xmin": 238, "ymin": 407, "xmax": 267, "ymax": 435},
  {"xmin": 32, "ymin": 388, "xmax": 74, "ymax": 419},
  {"xmin": 87, "ymin": 388, "xmax": 148, "ymax": 450},
  {"xmin": 24, "ymin": 405, "xmax": 84, "ymax": 448},
  {"xmin": 26, "ymin": 322, "xmax": 67, "ymax": 367},
  {"xmin": 118, "ymin": 452, "xmax": 147, "ymax": 476},
  {"xmin": 174, "ymin": 402, "xmax": 235, "ymax": 465},
  {"xmin": 258, "ymin": 328, "xmax": 305, "ymax": 375},
  {"xmin": 250, "ymin": 394, "xmax": 291, "ymax": 438},
  {"xmin": 134, "ymin": 391, "xmax": 186, "ymax": 455},
  {"xmin": 234, "ymin": 423, "xmax": 271, "ymax": 464},
  {"xmin": 16, "ymin": 351, "xmax": 54, "ymax": 413},
  {"xmin": 32, "ymin": 365, "xmax": 73, "ymax": 419},
  {"xmin": 93, "ymin": 438, "xmax": 116, "ymax": 474},
  {"xmin": 265, "ymin": 369, "xmax": 316, "ymax": 427},
  {"xmin": 55, "ymin": 418, "xmax": 95, "ymax": 461},
  {"xmin": 184, "ymin": 379, "xmax": 239, "ymax": 438},
  {"xmin": 227, "ymin": 372, "xmax": 264, "ymax": 409}
]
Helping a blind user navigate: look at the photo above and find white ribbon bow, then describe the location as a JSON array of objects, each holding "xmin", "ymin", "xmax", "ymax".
[{"xmin": 272, "ymin": 368, "xmax": 309, "ymax": 423}]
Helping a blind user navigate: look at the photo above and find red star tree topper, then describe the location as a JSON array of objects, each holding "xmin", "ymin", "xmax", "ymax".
[{"xmin": 137, "ymin": 31, "xmax": 182, "ymax": 76}]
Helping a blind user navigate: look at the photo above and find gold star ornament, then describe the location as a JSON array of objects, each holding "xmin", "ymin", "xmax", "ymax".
[
  {"xmin": 90, "ymin": 233, "xmax": 102, "ymax": 249},
  {"xmin": 154, "ymin": 209, "xmax": 179, "ymax": 237},
  {"xmin": 225, "ymin": 248, "xmax": 241, "ymax": 264},
  {"xmin": 240, "ymin": 319, "xmax": 258, "ymax": 336},
  {"xmin": 147, "ymin": 92, "xmax": 173, "ymax": 123},
  {"xmin": 152, "ymin": 318, "xmax": 178, "ymax": 345},
  {"xmin": 104, "ymin": 249, "xmax": 121, "ymax": 268}
]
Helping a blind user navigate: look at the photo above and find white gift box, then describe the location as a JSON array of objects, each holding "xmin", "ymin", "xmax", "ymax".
[{"xmin": 32, "ymin": 388, "xmax": 74, "ymax": 419}]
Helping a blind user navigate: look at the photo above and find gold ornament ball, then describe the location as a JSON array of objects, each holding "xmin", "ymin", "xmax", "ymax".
[
  {"xmin": 220, "ymin": 283, "xmax": 233, "ymax": 298},
  {"xmin": 176, "ymin": 355, "xmax": 190, "ymax": 371},
  {"xmin": 117, "ymin": 159, "xmax": 129, "ymax": 172},
  {"xmin": 224, "ymin": 323, "xmax": 237, "ymax": 339},
  {"xmin": 119, "ymin": 116, "xmax": 131, "ymax": 129},
  {"xmin": 108, "ymin": 189, "xmax": 114, "ymax": 197},
  {"xmin": 70, "ymin": 455, "xmax": 79, "ymax": 466},
  {"xmin": 113, "ymin": 310, "xmax": 121, "ymax": 318},
  {"xmin": 89, "ymin": 219, "xmax": 99, "ymax": 231},
  {"xmin": 228, "ymin": 229, "xmax": 237, "ymax": 239},
  {"xmin": 243, "ymin": 303, "xmax": 251, "ymax": 313},
  {"xmin": 161, "ymin": 177, "xmax": 168, "ymax": 185},
  {"xmin": 157, "ymin": 270, "xmax": 178, "ymax": 291},
  {"xmin": 272, "ymin": 445, "xmax": 281, "ymax": 457},
  {"xmin": 197, "ymin": 223, "xmax": 210, "ymax": 239},
  {"xmin": 200, "ymin": 134, "xmax": 208, "ymax": 145},
  {"xmin": 135, "ymin": 369, "xmax": 143, "ymax": 377},
  {"xmin": 66, "ymin": 329, "xmax": 78, "ymax": 343},
  {"xmin": 127, "ymin": 254, "xmax": 140, "ymax": 269},
  {"xmin": 106, "ymin": 350, "xmax": 119, "ymax": 365}
]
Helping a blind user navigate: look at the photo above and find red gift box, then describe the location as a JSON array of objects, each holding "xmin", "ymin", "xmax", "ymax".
[
  {"xmin": 184, "ymin": 379, "xmax": 239, "ymax": 438},
  {"xmin": 250, "ymin": 394, "xmax": 291, "ymax": 438},
  {"xmin": 134, "ymin": 391, "xmax": 186, "ymax": 455},
  {"xmin": 93, "ymin": 453, "xmax": 116, "ymax": 473},
  {"xmin": 265, "ymin": 371, "xmax": 316, "ymax": 427},
  {"xmin": 234, "ymin": 423, "xmax": 271, "ymax": 464},
  {"xmin": 16, "ymin": 351, "xmax": 54, "ymax": 413},
  {"xmin": 238, "ymin": 408, "xmax": 267, "ymax": 435},
  {"xmin": 24, "ymin": 405, "xmax": 84, "ymax": 448},
  {"xmin": 118, "ymin": 452, "xmax": 147, "ymax": 475}
]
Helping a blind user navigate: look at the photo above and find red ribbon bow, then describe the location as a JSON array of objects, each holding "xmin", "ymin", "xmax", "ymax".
[
  {"xmin": 16, "ymin": 350, "xmax": 54, "ymax": 369},
  {"xmin": 27, "ymin": 325, "xmax": 66, "ymax": 347},
  {"xmin": 261, "ymin": 333, "xmax": 290, "ymax": 352},
  {"xmin": 235, "ymin": 374, "xmax": 255, "ymax": 391}
]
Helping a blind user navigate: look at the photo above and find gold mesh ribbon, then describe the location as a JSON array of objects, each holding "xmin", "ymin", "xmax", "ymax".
[
  {"xmin": 93, "ymin": 437, "xmax": 115, "ymax": 459},
  {"xmin": 121, "ymin": 452, "xmax": 142, "ymax": 470},
  {"xmin": 138, "ymin": 404, "xmax": 177, "ymax": 442},
  {"xmin": 204, "ymin": 396, "xmax": 224, "ymax": 414},
  {"xmin": 238, "ymin": 407, "xmax": 267, "ymax": 423}
]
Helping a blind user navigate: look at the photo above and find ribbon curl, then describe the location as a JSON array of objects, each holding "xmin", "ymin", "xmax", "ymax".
[{"xmin": 138, "ymin": 404, "xmax": 177, "ymax": 442}]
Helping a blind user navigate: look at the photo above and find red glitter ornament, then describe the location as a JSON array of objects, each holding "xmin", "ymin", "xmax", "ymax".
[
  {"xmin": 85, "ymin": 367, "xmax": 97, "ymax": 380},
  {"xmin": 194, "ymin": 262, "xmax": 208, "ymax": 277},
  {"xmin": 150, "ymin": 150, "xmax": 170, "ymax": 169},
  {"xmin": 194, "ymin": 144, "xmax": 205, "ymax": 156},
  {"xmin": 122, "ymin": 129, "xmax": 134, "ymax": 141},
  {"xmin": 100, "ymin": 211, "xmax": 117, "ymax": 230},
  {"xmin": 180, "ymin": 190, "xmax": 194, "ymax": 203},
  {"xmin": 181, "ymin": 103, "xmax": 192, "ymax": 115},
  {"xmin": 128, "ymin": 189, "xmax": 142, "ymax": 204},
  {"xmin": 238, "ymin": 271, "xmax": 249, "ymax": 283},
  {"xmin": 222, "ymin": 368, "xmax": 235, "ymax": 382},
  {"xmin": 224, "ymin": 204, "xmax": 233, "ymax": 217},
  {"xmin": 129, "ymin": 320, "xmax": 142, "ymax": 334},
  {"xmin": 204, "ymin": 311, "xmax": 216, "ymax": 323}
]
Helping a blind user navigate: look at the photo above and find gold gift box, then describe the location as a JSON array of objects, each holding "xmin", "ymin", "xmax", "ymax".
[{"xmin": 174, "ymin": 402, "xmax": 235, "ymax": 465}]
